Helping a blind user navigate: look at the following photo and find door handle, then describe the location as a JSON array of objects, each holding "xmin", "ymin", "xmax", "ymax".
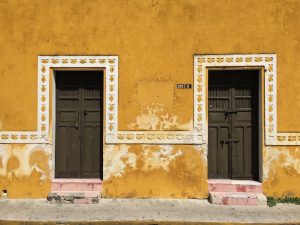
[
  {"xmin": 84, "ymin": 110, "xmax": 88, "ymax": 115},
  {"xmin": 224, "ymin": 110, "xmax": 237, "ymax": 116},
  {"xmin": 221, "ymin": 139, "xmax": 239, "ymax": 144},
  {"xmin": 75, "ymin": 122, "xmax": 79, "ymax": 129}
]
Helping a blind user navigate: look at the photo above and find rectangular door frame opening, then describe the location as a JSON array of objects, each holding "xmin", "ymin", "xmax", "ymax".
[
  {"xmin": 51, "ymin": 68, "xmax": 106, "ymax": 181},
  {"xmin": 207, "ymin": 67, "xmax": 264, "ymax": 182}
]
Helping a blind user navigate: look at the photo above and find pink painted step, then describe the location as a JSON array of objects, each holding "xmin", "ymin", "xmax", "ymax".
[
  {"xmin": 208, "ymin": 179, "xmax": 262, "ymax": 193},
  {"xmin": 50, "ymin": 179, "xmax": 102, "ymax": 200},
  {"xmin": 52, "ymin": 190, "xmax": 100, "ymax": 198},
  {"xmin": 209, "ymin": 192, "xmax": 267, "ymax": 206},
  {"xmin": 208, "ymin": 179, "xmax": 266, "ymax": 206},
  {"xmin": 51, "ymin": 179, "xmax": 102, "ymax": 192}
]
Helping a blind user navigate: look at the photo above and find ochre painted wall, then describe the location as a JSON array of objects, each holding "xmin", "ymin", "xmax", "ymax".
[
  {"xmin": 0, "ymin": 0, "xmax": 300, "ymax": 131},
  {"xmin": 1, "ymin": 143, "xmax": 300, "ymax": 198},
  {"xmin": 263, "ymin": 146, "xmax": 300, "ymax": 198},
  {"xmin": 0, "ymin": 144, "xmax": 51, "ymax": 198},
  {"xmin": 102, "ymin": 144, "xmax": 208, "ymax": 198},
  {"xmin": 0, "ymin": 0, "xmax": 300, "ymax": 198}
]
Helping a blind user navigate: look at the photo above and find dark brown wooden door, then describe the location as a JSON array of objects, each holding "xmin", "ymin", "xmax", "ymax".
[
  {"xmin": 208, "ymin": 70, "xmax": 259, "ymax": 180},
  {"xmin": 55, "ymin": 71, "xmax": 103, "ymax": 179}
]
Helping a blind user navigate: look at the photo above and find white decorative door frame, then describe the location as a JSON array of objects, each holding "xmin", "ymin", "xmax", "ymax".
[
  {"xmin": 41, "ymin": 56, "xmax": 120, "ymax": 144},
  {"xmin": 0, "ymin": 56, "xmax": 118, "ymax": 144},
  {"xmin": 0, "ymin": 54, "xmax": 299, "ymax": 145},
  {"xmin": 0, "ymin": 56, "xmax": 202, "ymax": 144},
  {"xmin": 195, "ymin": 54, "xmax": 300, "ymax": 146}
]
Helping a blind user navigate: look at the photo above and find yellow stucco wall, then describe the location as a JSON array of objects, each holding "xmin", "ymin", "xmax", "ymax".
[
  {"xmin": 0, "ymin": 144, "xmax": 51, "ymax": 198},
  {"xmin": 0, "ymin": 0, "xmax": 300, "ymax": 131},
  {"xmin": 263, "ymin": 146, "xmax": 300, "ymax": 198},
  {"xmin": 103, "ymin": 144, "xmax": 208, "ymax": 198},
  {"xmin": 0, "ymin": 0, "xmax": 300, "ymax": 198}
]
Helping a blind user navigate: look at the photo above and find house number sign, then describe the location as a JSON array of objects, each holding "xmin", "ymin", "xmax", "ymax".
[{"xmin": 177, "ymin": 84, "xmax": 192, "ymax": 89}]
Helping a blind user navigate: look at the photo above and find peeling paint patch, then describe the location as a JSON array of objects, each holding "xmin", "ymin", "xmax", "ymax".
[
  {"xmin": 128, "ymin": 104, "xmax": 192, "ymax": 130},
  {"xmin": 143, "ymin": 145, "xmax": 182, "ymax": 171},
  {"xmin": 263, "ymin": 146, "xmax": 300, "ymax": 197},
  {"xmin": 30, "ymin": 150, "xmax": 50, "ymax": 181},
  {"xmin": 0, "ymin": 144, "xmax": 51, "ymax": 198},
  {"xmin": 6, "ymin": 155, "xmax": 20, "ymax": 177},
  {"xmin": 264, "ymin": 147, "xmax": 300, "ymax": 180},
  {"xmin": 0, "ymin": 144, "xmax": 51, "ymax": 177},
  {"xmin": 103, "ymin": 145, "xmax": 208, "ymax": 198},
  {"xmin": 104, "ymin": 145, "xmax": 137, "ymax": 180}
]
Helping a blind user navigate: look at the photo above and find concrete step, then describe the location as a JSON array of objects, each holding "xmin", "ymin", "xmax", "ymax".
[
  {"xmin": 48, "ymin": 179, "xmax": 102, "ymax": 204},
  {"xmin": 47, "ymin": 192, "xmax": 99, "ymax": 204},
  {"xmin": 50, "ymin": 190, "xmax": 100, "ymax": 198},
  {"xmin": 51, "ymin": 179, "xmax": 102, "ymax": 192},
  {"xmin": 209, "ymin": 192, "xmax": 267, "ymax": 206},
  {"xmin": 208, "ymin": 179, "xmax": 262, "ymax": 193}
]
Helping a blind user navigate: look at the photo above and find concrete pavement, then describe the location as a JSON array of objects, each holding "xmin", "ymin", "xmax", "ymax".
[{"xmin": 0, "ymin": 199, "xmax": 300, "ymax": 224}]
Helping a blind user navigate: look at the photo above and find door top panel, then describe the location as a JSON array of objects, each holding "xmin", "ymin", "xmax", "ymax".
[{"xmin": 209, "ymin": 70, "xmax": 258, "ymax": 86}]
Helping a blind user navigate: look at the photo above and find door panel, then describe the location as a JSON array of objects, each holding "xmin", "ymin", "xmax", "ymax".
[
  {"xmin": 208, "ymin": 126, "xmax": 230, "ymax": 178},
  {"xmin": 208, "ymin": 70, "xmax": 259, "ymax": 180},
  {"xmin": 55, "ymin": 74, "xmax": 81, "ymax": 178},
  {"xmin": 80, "ymin": 73, "xmax": 103, "ymax": 178},
  {"xmin": 55, "ymin": 71, "xmax": 103, "ymax": 179},
  {"xmin": 208, "ymin": 77, "xmax": 231, "ymax": 179}
]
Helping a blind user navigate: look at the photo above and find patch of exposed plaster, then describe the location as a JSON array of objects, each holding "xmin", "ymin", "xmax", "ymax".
[
  {"xmin": 128, "ymin": 104, "xmax": 192, "ymax": 130},
  {"xmin": 0, "ymin": 144, "xmax": 51, "ymax": 178},
  {"xmin": 143, "ymin": 145, "xmax": 182, "ymax": 171},
  {"xmin": 0, "ymin": 146, "xmax": 12, "ymax": 176},
  {"xmin": 264, "ymin": 147, "xmax": 300, "ymax": 180},
  {"xmin": 104, "ymin": 145, "xmax": 137, "ymax": 180}
]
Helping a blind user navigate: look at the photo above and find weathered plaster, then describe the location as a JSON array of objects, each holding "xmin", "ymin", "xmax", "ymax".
[
  {"xmin": 263, "ymin": 146, "xmax": 300, "ymax": 197},
  {"xmin": 0, "ymin": 0, "xmax": 300, "ymax": 199},
  {"xmin": 142, "ymin": 145, "xmax": 183, "ymax": 171},
  {"xmin": 104, "ymin": 145, "xmax": 137, "ymax": 180},
  {"xmin": 128, "ymin": 104, "xmax": 193, "ymax": 131},
  {"xmin": 1, "ymin": 0, "xmax": 299, "ymax": 132},
  {"xmin": 103, "ymin": 144, "xmax": 208, "ymax": 198},
  {"xmin": 0, "ymin": 144, "xmax": 51, "ymax": 198}
]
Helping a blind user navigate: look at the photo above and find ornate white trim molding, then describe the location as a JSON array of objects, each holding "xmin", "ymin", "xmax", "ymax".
[
  {"xmin": 0, "ymin": 54, "xmax": 298, "ymax": 145},
  {"xmin": 0, "ymin": 56, "xmax": 118, "ymax": 143},
  {"xmin": 0, "ymin": 56, "xmax": 201, "ymax": 144},
  {"xmin": 195, "ymin": 53, "xmax": 299, "ymax": 146}
]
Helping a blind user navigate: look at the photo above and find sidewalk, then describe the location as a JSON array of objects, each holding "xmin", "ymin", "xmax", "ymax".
[{"xmin": 0, "ymin": 198, "xmax": 300, "ymax": 224}]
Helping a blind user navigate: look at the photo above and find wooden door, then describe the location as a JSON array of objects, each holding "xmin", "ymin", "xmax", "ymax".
[
  {"xmin": 208, "ymin": 70, "xmax": 259, "ymax": 180},
  {"xmin": 55, "ymin": 71, "xmax": 103, "ymax": 179}
]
